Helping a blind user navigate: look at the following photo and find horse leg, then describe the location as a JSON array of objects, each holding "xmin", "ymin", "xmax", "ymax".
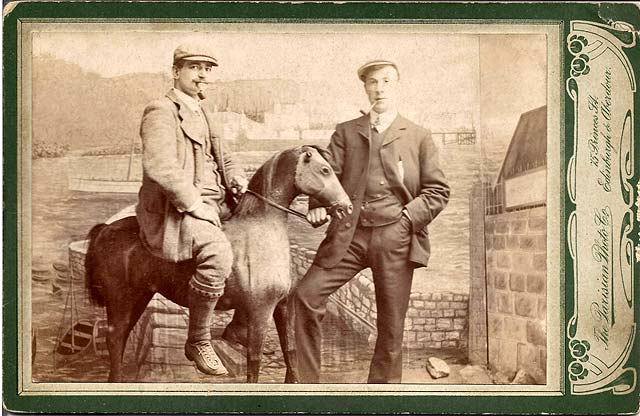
[
  {"xmin": 222, "ymin": 309, "xmax": 248, "ymax": 347},
  {"xmin": 246, "ymin": 307, "xmax": 274, "ymax": 383},
  {"xmin": 273, "ymin": 296, "xmax": 299, "ymax": 383},
  {"xmin": 106, "ymin": 290, "xmax": 154, "ymax": 382}
]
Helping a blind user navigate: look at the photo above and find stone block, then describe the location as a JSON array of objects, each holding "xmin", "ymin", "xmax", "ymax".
[
  {"xmin": 442, "ymin": 293, "xmax": 454, "ymax": 302},
  {"xmin": 488, "ymin": 314, "xmax": 503, "ymax": 338},
  {"xmin": 507, "ymin": 235, "xmax": 519, "ymax": 250},
  {"xmin": 486, "ymin": 252, "xmax": 496, "ymax": 268},
  {"xmin": 495, "ymin": 220, "xmax": 509, "ymax": 234},
  {"xmin": 426, "ymin": 341, "xmax": 442, "ymax": 349},
  {"xmin": 487, "ymin": 291, "xmax": 497, "ymax": 312},
  {"xmin": 514, "ymin": 293, "xmax": 537, "ymax": 318},
  {"xmin": 512, "ymin": 252, "xmax": 532, "ymax": 270},
  {"xmin": 485, "ymin": 220, "xmax": 495, "ymax": 234},
  {"xmin": 535, "ymin": 235, "xmax": 547, "ymax": 251},
  {"xmin": 443, "ymin": 309, "xmax": 455, "ymax": 318},
  {"xmin": 455, "ymin": 309, "xmax": 468, "ymax": 317},
  {"xmin": 497, "ymin": 253, "xmax": 512, "ymax": 269},
  {"xmin": 451, "ymin": 301, "xmax": 467, "ymax": 310},
  {"xmin": 510, "ymin": 220, "xmax": 527, "ymax": 235},
  {"xmin": 509, "ymin": 273, "xmax": 526, "ymax": 292},
  {"xmin": 516, "ymin": 343, "xmax": 542, "ymax": 373},
  {"xmin": 494, "ymin": 271, "xmax": 508, "ymax": 290},
  {"xmin": 528, "ymin": 215, "xmax": 546, "ymax": 232},
  {"xmin": 527, "ymin": 273, "xmax": 546, "ymax": 294},
  {"xmin": 493, "ymin": 236, "xmax": 506, "ymax": 250},
  {"xmin": 533, "ymin": 253, "xmax": 546, "ymax": 270},
  {"xmin": 446, "ymin": 331, "xmax": 460, "ymax": 340},
  {"xmin": 436, "ymin": 318, "xmax": 453, "ymax": 330},
  {"xmin": 453, "ymin": 318, "xmax": 466, "ymax": 330},
  {"xmin": 526, "ymin": 320, "xmax": 546, "ymax": 346},
  {"xmin": 453, "ymin": 294, "xmax": 465, "ymax": 302},
  {"xmin": 497, "ymin": 291, "xmax": 514, "ymax": 314},
  {"xmin": 500, "ymin": 339, "xmax": 519, "ymax": 372},
  {"xmin": 424, "ymin": 301, "xmax": 437, "ymax": 309},
  {"xmin": 417, "ymin": 333, "xmax": 432, "ymax": 342},
  {"xmin": 519, "ymin": 236, "xmax": 536, "ymax": 250},
  {"xmin": 442, "ymin": 341, "xmax": 458, "ymax": 348},
  {"xmin": 413, "ymin": 300, "xmax": 425, "ymax": 308},
  {"xmin": 432, "ymin": 293, "xmax": 442, "ymax": 301},
  {"xmin": 503, "ymin": 317, "xmax": 526, "ymax": 342},
  {"xmin": 538, "ymin": 297, "xmax": 547, "ymax": 320}
]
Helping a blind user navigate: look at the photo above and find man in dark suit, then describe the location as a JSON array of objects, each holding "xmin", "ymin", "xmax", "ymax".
[
  {"xmin": 136, "ymin": 43, "xmax": 247, "ymax": 376},
  {"xmin": 294, "ymin": 60, "xmax": 450, "ymax": 383}
]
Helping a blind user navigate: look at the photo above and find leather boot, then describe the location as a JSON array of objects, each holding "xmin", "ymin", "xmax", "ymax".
[{"xmin": 185, "ymin": 289, "xmax": 228, "ymax": 376}]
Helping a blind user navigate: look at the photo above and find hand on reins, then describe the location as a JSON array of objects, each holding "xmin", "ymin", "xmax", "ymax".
[
  {"xmin": 189, "ymin": 203, "xmax": 221, "ymax": 227},
  {"xmin": 307, "ymin": 207, "xmax": 331, "ymax": 228},
  {"xmin": 229, "ymin": 175, "xmax": 249, "ymax": 195}
]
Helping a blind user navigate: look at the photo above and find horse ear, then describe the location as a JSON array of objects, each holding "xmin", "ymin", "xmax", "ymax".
[{"xmin": 304, "ymin": 145, "xmax": 331, "ymax": 163}]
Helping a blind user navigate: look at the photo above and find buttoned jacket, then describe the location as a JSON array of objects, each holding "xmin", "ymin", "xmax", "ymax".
[
  {"xmin": 135, "ymin": 89, "xmax": 243, "ymax": 262},
  {"xmin": 313, "ymin": 114, "xmax": 450, "ymax": 268}
]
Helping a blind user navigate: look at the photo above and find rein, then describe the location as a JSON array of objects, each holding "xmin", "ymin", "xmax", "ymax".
[{"xmin": 243, "ymin": 189, "xmax": 309, "ymax": 221}]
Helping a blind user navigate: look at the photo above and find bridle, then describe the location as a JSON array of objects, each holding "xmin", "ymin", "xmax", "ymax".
[
  {"xmin": 241, "ymin": 189, "xmax": 346, "ymax": 223},
  {"xmin": 243, "ymin": 189, "xmax": 308, "ymax": 221}
]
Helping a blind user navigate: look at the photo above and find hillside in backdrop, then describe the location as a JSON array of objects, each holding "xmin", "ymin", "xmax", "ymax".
[{"xmin": 32, "ymin": 54, "xmax": 302, "ymax": 150}]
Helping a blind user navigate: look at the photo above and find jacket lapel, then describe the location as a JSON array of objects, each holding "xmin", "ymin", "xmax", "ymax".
[
  {"xmin": 355, "ymin": 114, "xmax": 372, "ymax": 144},
  {"xmin": 382, "ymin": 115, "xmax": 408, "ymax": 146},
  {"xmin": 166, "ymin": 90, "xmax": 205, "ymax": 145}
]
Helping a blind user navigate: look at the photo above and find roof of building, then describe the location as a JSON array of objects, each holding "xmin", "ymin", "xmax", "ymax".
[{"xmin": 497, "ymin": 105, "xmax": 547, "ymax": 183}]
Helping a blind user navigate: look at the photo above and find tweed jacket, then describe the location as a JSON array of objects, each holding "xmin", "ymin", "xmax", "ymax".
[
  {"xmin": 312, "ymin": 114, "xmax": 450, "ymax": 269},
  {"xmin": 135, "ymin": 89, "xmax": 243, "ymax": 262}
]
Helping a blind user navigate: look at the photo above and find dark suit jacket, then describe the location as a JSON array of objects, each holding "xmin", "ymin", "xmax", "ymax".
[
  {"xmin": 313, "ymin": 114, "xmax": 450, "ymax": 269},
  {"xmin": 135, "ymin": 89, "xmax": 243, "ymax": 262}
]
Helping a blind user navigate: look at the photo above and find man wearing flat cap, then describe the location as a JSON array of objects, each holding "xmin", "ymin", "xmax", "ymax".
[
  {"xmin": 136, "ymin": 43, "xmax": 248, "ymax": 376},
  {"xmin": 294, "ymin": 60, "xmax": 450, "ymax": 383}
]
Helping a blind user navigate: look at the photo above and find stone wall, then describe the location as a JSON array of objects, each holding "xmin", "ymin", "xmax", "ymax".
[
  {"xmin": 485, "ymin": 206, "xmax": 546, "ymax": 382},
  {"xmin": 290, "ymin": 244, "xmax": 469, "ymax": 351}
]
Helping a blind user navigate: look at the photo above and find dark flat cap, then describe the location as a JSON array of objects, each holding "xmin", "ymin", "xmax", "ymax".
[
  {"xmin": 173, "ymin": 43, "xmax": 218, "ymax": 66},
  {"xmin": 357, "ymin": 60, "xmax": 399, "ymax": 81}
]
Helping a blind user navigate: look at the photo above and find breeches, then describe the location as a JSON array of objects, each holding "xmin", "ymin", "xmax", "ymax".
[
  {"xmin": 186, "ymin": 215, "xmax": 233, "ymax": 299},
  {"xmin": 294, "ymin": 216, "xmax": 415, "ymax": 383}
]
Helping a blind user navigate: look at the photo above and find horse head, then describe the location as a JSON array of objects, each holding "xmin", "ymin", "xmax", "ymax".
[{"xmin": 295, "ymin": 145, "xmax": 352, "ymax": 220}]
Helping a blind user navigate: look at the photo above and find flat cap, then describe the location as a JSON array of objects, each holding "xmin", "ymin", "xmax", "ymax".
[
  {"xmin": 357, "ymin": 60, "xmax": 399, "ymax": 81},
  {"xmin": 173, "ymin": 43, "xmax": 218, "ymax": 66}
]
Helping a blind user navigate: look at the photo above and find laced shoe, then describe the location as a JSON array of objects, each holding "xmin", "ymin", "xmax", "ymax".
[{"xmin": 185, "ymin": 340, "xmax": 229, "ymax": 376}]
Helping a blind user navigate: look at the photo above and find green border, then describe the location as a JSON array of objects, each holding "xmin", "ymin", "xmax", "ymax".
[{"xmin": 4, "ymin": 2, "xmax": 640, "ymax": 414}]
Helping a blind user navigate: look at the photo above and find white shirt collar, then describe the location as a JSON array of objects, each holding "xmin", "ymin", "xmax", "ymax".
[
  {"xmin": 172, "ymin": 88, "xmax": 201, "ymax": 113},
  {"xmin": 370, "ymin": 109, "xmax": 398, "ymax": 133}
]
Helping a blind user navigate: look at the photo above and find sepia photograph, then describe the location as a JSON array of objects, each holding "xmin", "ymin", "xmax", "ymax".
[{"xmin": 19, "ymin": 22, "xmax": 561, "ymax": 393}]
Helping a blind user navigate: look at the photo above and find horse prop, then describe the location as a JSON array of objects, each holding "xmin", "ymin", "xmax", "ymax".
[{"xmin": 84, "ymin": 146, "xmax": 352, "ymax": 383}]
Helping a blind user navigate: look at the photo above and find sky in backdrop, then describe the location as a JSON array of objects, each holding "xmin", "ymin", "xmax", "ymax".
[{"xmin": 32, "ymin": 25, "xmax": 547, "ymax": 147}]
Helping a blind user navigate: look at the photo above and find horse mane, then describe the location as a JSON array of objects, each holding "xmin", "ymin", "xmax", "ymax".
[{"xmin": 232, "ymin": 148, "xmax": 299, "ymax": 218}]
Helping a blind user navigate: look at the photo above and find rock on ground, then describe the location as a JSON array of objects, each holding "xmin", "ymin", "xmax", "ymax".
[
  {"xmin": 425, "ymin": 357, "xmax": 450, "ymax": 379},
  {"xmin": 511, "ymin": 369, "xmax": 538, "ymax": 384},
  {"xmin": 459, "ymin": 365, "xmax": 493, "ymax": 384}
]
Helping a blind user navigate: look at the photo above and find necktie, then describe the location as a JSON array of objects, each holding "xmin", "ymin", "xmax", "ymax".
[{"xmin": 371, "ymin": 116, "xmax": 381, "ymax": 132}]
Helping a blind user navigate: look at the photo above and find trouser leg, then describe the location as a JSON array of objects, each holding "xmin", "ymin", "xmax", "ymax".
[
  {"xmin": 184, "ymin": 216, "xmax": 233, "ymax": 376},
  {"xmin": 367, "ymin": 217, "xmax": 415, "ymax": 383},
  {"xmin": 294, "ymin": 228, "xmax": 369, "ymax": 383}
]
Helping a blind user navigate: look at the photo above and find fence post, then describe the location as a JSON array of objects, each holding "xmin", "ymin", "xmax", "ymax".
[{"xmin": 468, "ymin": 181, "xmax": 488, "ymax": 365}]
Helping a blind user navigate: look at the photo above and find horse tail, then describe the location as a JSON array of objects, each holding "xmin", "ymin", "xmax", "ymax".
[{"xmin": 85, "ymin": 223, "xmax": 107, "ymax": 306}]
